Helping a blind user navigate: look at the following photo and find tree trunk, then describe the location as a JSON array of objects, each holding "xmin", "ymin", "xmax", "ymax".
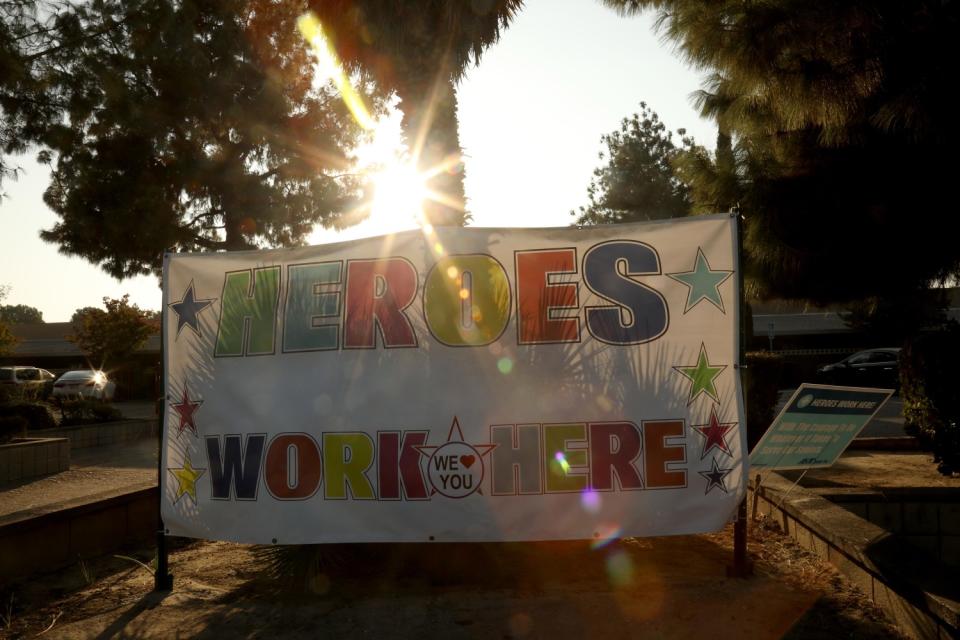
[{"xmin": 394, "ymin": 67, "xmax": 468, "ymax": 227}]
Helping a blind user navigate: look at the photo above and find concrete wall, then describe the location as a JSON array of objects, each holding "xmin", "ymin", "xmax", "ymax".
[
  {"xmin": 750, "ymin": 475, "xmax": 960, "ymax": 640},
  {"xmin": 820, "ymin": 489, "xmax": 960, "ymax": 568},
  {"xmin": 0, "ymin": 437, "xmax": 69, "ymax": 484},
  {"xmin": 0, "ymin": 483, "xmax": 158, "ymax": 585},
  {"xmin": 33, "ymin": 418, "xmax": 158, "ymax": 450}
]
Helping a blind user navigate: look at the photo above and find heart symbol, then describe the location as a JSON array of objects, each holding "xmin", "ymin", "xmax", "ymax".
[{"xmin": 460, "ymin": 455, "xmax": 476, "ymax": 469}]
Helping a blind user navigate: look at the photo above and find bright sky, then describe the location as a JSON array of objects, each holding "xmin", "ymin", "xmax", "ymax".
[{"xmin": 0, "ymin": 0, "xmax": 714, "ymax": 322}]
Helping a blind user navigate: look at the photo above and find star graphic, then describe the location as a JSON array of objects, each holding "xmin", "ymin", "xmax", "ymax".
[
  {"xmin": 673, "ymin": 343, "xmax": 726, "ymax": 405},
  {"xmin": 699, "ymin": 458, "xmax": 733, "ymax": 495},
  {"xmin": 168, "ymin": 281, "xmax": 215, "ymax": 338},
  {"xmin": 667, "ymin": 248, "xmax": 733, "ymax": 314},
  {"xmin": 414, "ymin": 417, "xmax": 497, "ymax": 497},
  {"xmin": 692, "ymin": 407, "xmax": 736, "ymax": 459},
  {"xmin": 171, "ymin": 385, "xmax": 202, "ymax": 437},
  {"xmin": 168, "ymin": 453, "xmax": 206, "ymax": 505}
]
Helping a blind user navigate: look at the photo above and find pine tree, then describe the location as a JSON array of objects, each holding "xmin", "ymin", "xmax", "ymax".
[
  {"xmin": 604, "ymin": 0, "xmax": 958, "ymax": 303},
  {"xmin": 573, "ymin": 103, "xmax": 692, "ymax": 226}
]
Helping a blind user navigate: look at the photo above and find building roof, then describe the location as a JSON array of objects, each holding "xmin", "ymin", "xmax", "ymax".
[{"xmin": 7, "ymin": 323, "xmax": 160, "ymax": 359}]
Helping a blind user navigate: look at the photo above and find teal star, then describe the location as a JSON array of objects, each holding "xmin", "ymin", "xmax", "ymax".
[
  {"xmin": 673, "ymin": 343, "xmax": 726, "ymax": 405},
  {"xmin": 667, "ymin": 248, "xmax": 733, "ymax": 314}
]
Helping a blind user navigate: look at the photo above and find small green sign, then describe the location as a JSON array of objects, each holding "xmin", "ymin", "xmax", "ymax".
[{"xmin": 749, "ymin": 384, "xmax": 893, "ymax": 471}]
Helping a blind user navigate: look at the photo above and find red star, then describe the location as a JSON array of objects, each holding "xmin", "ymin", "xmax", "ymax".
[
  {"xmin": 693, "ymin": 407, "xmax": 734, "ymax": 459},
  {"xmin": 171, "ymin": 386, "xmax": 202, "ymax": 437}
]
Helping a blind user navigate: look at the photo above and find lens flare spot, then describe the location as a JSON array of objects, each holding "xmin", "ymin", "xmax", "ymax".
[
  {"xmin": 459, "ymin": 288, "xmax": 470, "ymax": 300},
  {"xmin": 422, "ymin": 223, "xmax": 434, "ymax": 236},
  {"xmin": 446, "ymin": 265, "xmax": 458, "ymax": 279},
  {"xmin": 472, "ymin": 309, "xmax": 483, "ymax": 323},
  {"xmin": 497, "ymin": 357, "xmax": 513, "ymax": 374},
  {"xmin": 297, "ymin": 13, "xmax": 375, "ymax": 130},
  {"xmin": 605, "ymin": 549, "xmax": 634, "ymax": 587},
  {"xmin": 434, "ymin": 242, "xmax": 445, "ymax": 255},
  {"xmin": 307, "ymin": 572, "xmax": 331, "ymax": 595},
  {"xmin": 554, "ymin": 451, "xmax": 571, "ymax": 474},
  {"xmin": 591, "ymin": 524, "xmax": 622, "ymax": 550},
  {"xmin": 581, "ymin": 489, "xmax": 601, "ymax": 513},
  {"xmin": 508, "ymin": 612, "xmax": 532, "ymax": 638},
  {"xmin": 595, "ymin": 395, "xmax": 613, "ymax": 412}
]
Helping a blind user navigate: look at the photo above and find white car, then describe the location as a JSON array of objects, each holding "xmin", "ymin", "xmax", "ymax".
[{"xmin": 52, "ymin": 370, "xmax": 116, "ymax": 400}]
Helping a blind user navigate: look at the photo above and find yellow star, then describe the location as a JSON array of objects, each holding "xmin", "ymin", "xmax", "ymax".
[{"xmin": 169, "ymin": 454, "xmax": 205, "ymax": 505}]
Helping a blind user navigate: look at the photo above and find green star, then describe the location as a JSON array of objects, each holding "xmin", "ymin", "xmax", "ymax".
[
  {"xmin": 667, "ymin": 248, "xmax": 733, "ymax": 314},
  {"xmin": 674, "ymin": 343, "xmax": 726, "ymax": 405}
]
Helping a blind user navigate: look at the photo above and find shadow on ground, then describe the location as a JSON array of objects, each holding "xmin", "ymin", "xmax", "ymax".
[{"xmin": 2, "ymin": 529, "xmax": 905, "ymax": 639}]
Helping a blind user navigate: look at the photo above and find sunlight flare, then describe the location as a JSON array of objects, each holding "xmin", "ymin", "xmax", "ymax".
[{"xmin": 297, "ymin": 13, "xmax": 375, "ymax": 130}]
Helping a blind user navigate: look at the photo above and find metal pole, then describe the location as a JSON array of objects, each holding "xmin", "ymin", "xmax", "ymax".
[
  {"xmin": 728, "ymin": 212, "xmax": 754, "ymax": 578},
  {"xmin": 155, "ymin": 255, "xmax": 173, "ymax": 591}
]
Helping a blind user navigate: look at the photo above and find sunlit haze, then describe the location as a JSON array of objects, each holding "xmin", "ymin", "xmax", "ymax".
[{"xmin": 0, "ymin": 0, "xmax": 713, "ymax": 321}]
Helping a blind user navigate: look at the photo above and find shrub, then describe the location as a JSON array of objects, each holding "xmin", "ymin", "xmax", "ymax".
[
  {"xmin": 744, "ymin": 351, "xmax": 784, "ymax": 451},
  {"xmin": 57, "ymin": 398, "xmax": 122, "ymax": 426},
  {"xmin": 0, "ymin": 415, "xmax": 28, "ymax": 444},
  {"xmin": 0, "ymin": 402, "xmax": 56, "ymax": 430},
  {"xmin": 901, "ymin": 327, "xmax": 960, "ymax": 474}
]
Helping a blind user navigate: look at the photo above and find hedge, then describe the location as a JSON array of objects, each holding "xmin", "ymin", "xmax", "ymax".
[
  {"xmin": 901, "ymin": 327, "xmax": 960, "ymax": 473},
  {"xmin": 0, "ymin": 402, "xmax": 56, "ymax": 430}
]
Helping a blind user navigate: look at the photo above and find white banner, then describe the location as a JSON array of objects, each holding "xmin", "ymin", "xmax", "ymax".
[{"xmin": 161, "ymin": 214, "xmax": 745, "ymax": 544}]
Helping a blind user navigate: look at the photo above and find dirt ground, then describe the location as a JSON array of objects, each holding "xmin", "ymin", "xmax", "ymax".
[
  {"xmin": 0, "ymin": 518, "xmax": 903, "ymax": 640},
  {"xmin": 780, "ymin": 450, "xmax": 960, "ymax": 489}
]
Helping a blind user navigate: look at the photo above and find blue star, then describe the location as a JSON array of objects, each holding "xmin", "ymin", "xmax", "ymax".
[
  {"xmin": 699, "ymin": 458, "xmax": 733, "ymax": 495},
  {"xmin": 667, "ymin": 248, "xmax": 734, "ymax": 314},
  {"xmin": 169, "ymin": 281, "xmax": 214, "ymax": 338}
]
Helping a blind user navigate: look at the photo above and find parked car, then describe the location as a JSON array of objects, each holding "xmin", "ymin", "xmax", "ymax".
[
  {"xmin": 0, "ymin": 366, "xmax": 57, "ymax": 397},
  {"xmin": 52, "ymin": 370, "xmax": 117, "ymax": 401},
  {"xmin": 816, "ymin": 348, "xmax": 901, "ymax": 390}
]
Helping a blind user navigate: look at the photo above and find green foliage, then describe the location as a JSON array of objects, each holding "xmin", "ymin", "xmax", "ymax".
[
  {"xmin": 69, "ymin": 295, "xmax": 153, "ymax": 368},
  {"xmin": 0, "ymin": 415, "xmax": 28, "ymax": 444},
  {"xmin": 0, "ymin": 379, "xmax": 51, "ymax": 403},
  {"xmin": 5, "ymin": 0, "xmax": 373, "ymax": 278},
  {"xmin": 0, "ymin": 402, "xmax": 56, "ymax": 430},
  {"xmin": 900, "ymin": 328, "xmax": 960, "ymax": 474},
  {"xmin": 604, "ymin": 0, "xmax": 958, "ymax": 304},
  {"xmin": 57, "ymin": 398, "xmax": 122, "ymax": 426},
  {"xmin": 0, "ymin": 323, "xmax": 14, "ymax": 356},
  {"xmin": 573, "ymin": 103, "xmax": 692, "ymax": 226},
  {"xmin": 0, "ymin": 286, "xmax": 17, "ymax": 355},
  {"xmin": 307, "ymin": 0, "xmax": 524, "ymax": 227},
  {"xmin": 744, "ymin": 351, "xmax": 783, "ymax": 451},
  {"xmin": 0, "ymin": 304, "xmax": 43, "ymax": 324}
]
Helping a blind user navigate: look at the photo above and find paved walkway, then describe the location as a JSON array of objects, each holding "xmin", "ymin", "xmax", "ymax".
[{"xmin": 0, "ymin": 438, "xmax": 157, "ymax": 519}]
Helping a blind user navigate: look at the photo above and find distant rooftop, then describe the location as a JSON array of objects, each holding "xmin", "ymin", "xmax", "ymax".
[{"xmin": 7, "ymin": 322, "xmax": 160, "ymax": 358}]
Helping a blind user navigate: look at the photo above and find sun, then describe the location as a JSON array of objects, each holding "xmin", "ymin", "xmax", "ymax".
[{"xmin": 369, "ymin": 161, "xmax": 428, "ymax": 225}]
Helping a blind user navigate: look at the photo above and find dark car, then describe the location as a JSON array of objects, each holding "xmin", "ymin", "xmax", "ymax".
[{"xmin": 816, "ymin": 348, "xmax": 901, "ymax": 390}]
